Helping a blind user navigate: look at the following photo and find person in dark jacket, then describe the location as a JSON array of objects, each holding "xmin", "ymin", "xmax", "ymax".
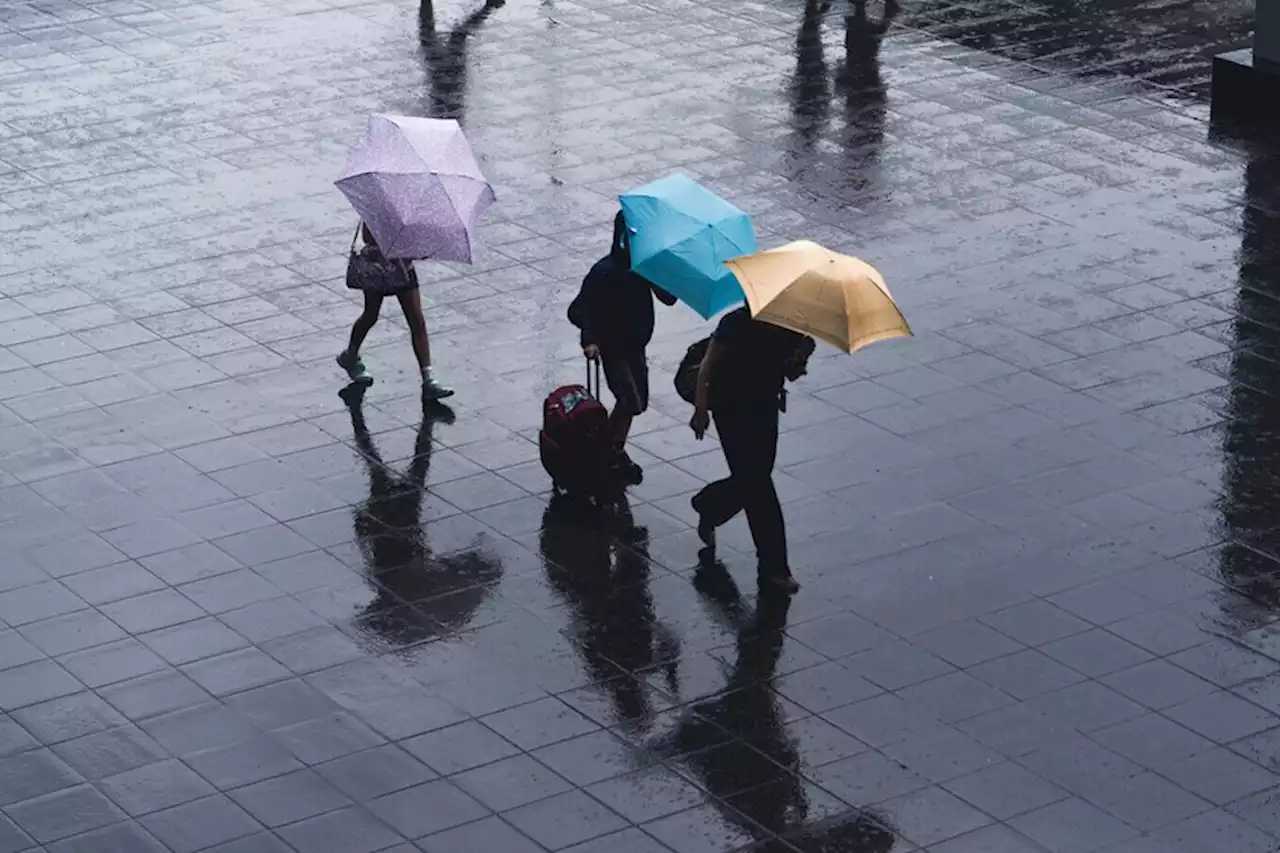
[
  {"xmin": 689, "ymin": 307, "xmax": 816, "ymax": 594},
  {"xmin": 568, "ymin": 212, "xmax": 677, "ymax": 483}
]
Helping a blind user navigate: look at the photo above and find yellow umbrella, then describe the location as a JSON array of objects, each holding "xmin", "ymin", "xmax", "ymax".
[{"xmin": 724, "ymin": 240, "xmax": 911, "ymax": 353}]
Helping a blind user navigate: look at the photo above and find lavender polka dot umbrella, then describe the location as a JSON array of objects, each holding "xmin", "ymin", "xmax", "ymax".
[{"xmin": 335, "ymin": 114, "xmax": 495, "ymax": 262}]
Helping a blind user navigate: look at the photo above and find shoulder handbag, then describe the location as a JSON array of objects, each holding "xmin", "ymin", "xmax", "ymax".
[{"xmin": 345, "ymin": 226, "xmax": 415, "ymax": 294}]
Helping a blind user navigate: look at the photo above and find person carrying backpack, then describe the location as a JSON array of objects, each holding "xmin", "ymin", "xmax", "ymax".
[
  {"xmin": 689, "ymin": 306, "xmax": 816, "ymax": 594},
  {"xmin": 568, "ymin": 212, "xmax": 676, "ymax": 484}
]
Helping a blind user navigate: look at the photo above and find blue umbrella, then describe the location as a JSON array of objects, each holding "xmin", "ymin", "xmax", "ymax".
[{"xmin": 619, "ymin": 174, "xmax": 758, "ymax": 319}]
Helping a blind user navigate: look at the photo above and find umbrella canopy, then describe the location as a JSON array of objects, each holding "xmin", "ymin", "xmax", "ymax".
[
  {"xmin": 724, "ymin": 240, "xmax": 911, "ymax": 353},
  {"xmin": 335, "ymin": 114, "xmax": 494, "ymax": 262},
  {"xmin": 619, "ymin": 174, "xmax": 757, "ymax": 319}
]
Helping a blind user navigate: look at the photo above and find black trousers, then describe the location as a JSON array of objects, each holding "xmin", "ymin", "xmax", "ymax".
[{"xmin": 693, "ymin": 406, "xmax": 788, "ymax": 576}]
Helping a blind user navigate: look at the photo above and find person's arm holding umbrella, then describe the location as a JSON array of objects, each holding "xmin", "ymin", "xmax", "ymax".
[{"xmin": 652, "ymin": 284, "xmax": 677, "ymax": 308}]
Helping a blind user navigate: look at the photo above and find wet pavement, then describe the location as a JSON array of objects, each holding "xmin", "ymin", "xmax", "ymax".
[{"xmin": 2, "ymin": 0, "xmax": 1280, "ymax": 849}]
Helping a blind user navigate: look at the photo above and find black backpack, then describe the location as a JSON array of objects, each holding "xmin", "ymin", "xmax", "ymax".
[
  {"xmin": 674, "ymin": 337, "xmax": 710, "ymax": 404},
  {"xmin": 674, "ymin": 335, "xmax": 794, "ymax": 413}
]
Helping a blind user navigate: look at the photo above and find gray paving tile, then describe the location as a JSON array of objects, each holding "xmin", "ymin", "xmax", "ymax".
[
  {"xmin": 925, "ymin": 824, "xmax": 1047, "ymax": 853},
  {"xmin": 202, "ymin": 835, "xmax": 296, "ymax": 853},
  {"xmin": 275, "ymin": 805, "xmax": 404, "ymax": 853},
  {"xmin": 271, "ymin": 712, "xmax": 384, "ymax": 765},
  {"xmin": 1148, "ymin": 808, "xmax": 1277, "ymax": 853},
  {"xmin": 1040, "ymin": 629, "xmax": 1154, "ymax": 678},
  {"xmin": 478, "ymin": 697, "xmax": 599, "ymax": 752},
  {"xmin": 639, "ymin": 803, "xmax": 753, "ymax": 853},
  {"xmin": 7, "ymin": 783, "xmax": 125, "ymax": 843},
  {"xmin": 915, "ymin": 620, "xmax": 1026, "ymax": 668},
  {"xmin": 11, "ymin": 691, "xmax": 127, "ymax": 745},
  {"xmin": 367, "ymin": 780, "xmax": 490, "ymax": 839},
  {"xmin": 970, "ymin": 650, "xmax": 1086, "ymax": 701},
  {"xmin": 1092, "ymin": 771, "xmax": 1212, "ymax": 832},
  {"xmin": 775, "ymin": 660, "xmax": 883, "ymax": 713},
  {"xmin": 560, "ymin": 828, "xmax": 675, "ymax": 853},
  {"xmin": 1009, "ymin": 797, "xmax": 1140, "ymax": 853},
  {"xmin": 530, "ymin": 730, "xmax": 640, "ymax": 787},
  {"xmin": 228, "ymin": 768, "xmax": 352, "ymax": 828},
  {"xmin": 44, "ymin": 821, "xmax": 168, "ymax": 853},
  {"xmin": 980, "ymin": 601, "xmax": 1092, "ymax": 647},
  {"xmin": 402, "ymin": 721, "xmax": 520, "ymax": 776},
  {"xmin": 100, "ymin": 758, "xmax": 215, "ymax": 817},
  {"xmin": 880, "ymin": 725, "xmax": 1003, "ymax": 783},
  {"xmin": 315, "ymin": 745, "xmax": 436, "ymax": 802},
  {"xmin": 880, "ymin": 785, "xmax": 993, "ymax": 847},
  {"xmin": 943, "ymin": 761, "xmax": 1069, "ymax": 820},
  {"xmin": 1092, "ymin": 713, "xmax": 1214, "ymax": 768},
  {"xmin": 896, "ymin": 666, "xmax": 1013, "ymax": 722},
  {"xmin": 1018, "ymin": 737, "xmax": 1145, "ymax": 802},
  {"xmin": 417, "ymin": 816, "xmax": 545, "ymax": 853},
  {"xmin": 139, "ymin": 794, "xmax": 264, "ymax": 853},
  {"xmin": 1025, "ymin": 681, "xmax": 1146, "ymax": 732},
  {"xmin": 811, "ymin": 749, "xmax": 930, "ymax": 805},
  {"xmin": 1164, "ymin": 690, "xmax": 1280, "ymax": 743},
  {"xmin": 1099, "ymin": 659, "xmax": 1218, "ymax": 710},
  {"xmin": 585, "ymin": 768, "xmax": 705, "ymax": 824},
  {"xmin": 185, "ymin": 735, "xmax": 307, "ymax": 790}
]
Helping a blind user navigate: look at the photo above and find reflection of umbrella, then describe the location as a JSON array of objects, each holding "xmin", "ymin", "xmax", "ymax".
[
  {"xmin": 725, "ymin": 240, "xmax": 910, "ymax": 353},
  {"xmin": 343, "ymin": 387, "xmax": 502, "ymax": 650},
  {"xmin": 335, "ymin": 114, "xmax": 495, "ymax": 262},
  {"xmin": 619, "ymin": 173, "xmax": 757, "ymax": 319}
]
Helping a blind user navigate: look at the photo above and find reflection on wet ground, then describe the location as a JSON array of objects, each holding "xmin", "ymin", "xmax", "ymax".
[
  {"xmin": 344, "ymin": 388, "xmax": 503, "ymax": 650},
  {"xmin": 2, "ymin": 0, "xmax": 1280, "ymax": 849},
  {"xmin": 897, "ymin": 0, "xmax": 1253, "ymax": 100}
]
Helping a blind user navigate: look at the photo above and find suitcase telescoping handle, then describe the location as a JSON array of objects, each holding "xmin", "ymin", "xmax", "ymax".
[{"xmin": 586, "ymin": 355, "xmax": 601, "ymax": 399}]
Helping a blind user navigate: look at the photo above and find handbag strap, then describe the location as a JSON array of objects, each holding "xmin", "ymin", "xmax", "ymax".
[{"xmin": 352, "ymin": 223, "xmax": 413, "ymax": 276}]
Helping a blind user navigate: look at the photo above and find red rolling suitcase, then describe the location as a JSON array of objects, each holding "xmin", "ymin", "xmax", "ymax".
[{"xmin": 539, "ymin": 358, "xmax": 617, "ymax": 501}]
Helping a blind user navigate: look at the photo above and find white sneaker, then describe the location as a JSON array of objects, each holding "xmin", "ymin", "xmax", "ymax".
[{"xmin": 422, "ymin": 375, "xmax": 454, "ymax": 400}]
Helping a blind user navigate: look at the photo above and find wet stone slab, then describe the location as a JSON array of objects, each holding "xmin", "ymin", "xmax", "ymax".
[{"xmin": 1, "ymin": 0, "xmax": 1280, "ymax": 850}]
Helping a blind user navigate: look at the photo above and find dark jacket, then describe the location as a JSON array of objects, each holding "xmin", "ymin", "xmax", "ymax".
[
  {"xmin": 568, "ymin": 213, "xmax": 676, "ymax": 351},
  {"xmin": 709, "ymin": 306, "xmax": 810, "ymax": 413}
]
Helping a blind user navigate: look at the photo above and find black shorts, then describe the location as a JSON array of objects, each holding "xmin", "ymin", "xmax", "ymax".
[{"xmin": 601, "ymin": 349, "xmax": 648, "ymax": 415}]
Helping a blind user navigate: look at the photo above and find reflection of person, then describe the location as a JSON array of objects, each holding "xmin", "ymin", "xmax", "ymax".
[
  {"xmin": 674, "ymin": 565, "xmax": 801, "ymax": 834},
  {"xmin": 539, "ymin": 495, "xmax": 680, "ymax": 731},
  {"xmin": 689, "ymin": 308, "xmax": 816, "ymax": 593},
  {"xmin": 343, "ymin": 386, "xmax": 502, "ymax": 648},
  {"xmin": 338, "ymin": 223, "xmax": 453, "ymax": 401},
  {"xmin": 419, "ymin": 0, "xmax": 505, "ymax": 122},
  {"xmin": 568, "ymin": 213, "xmax": 677, "ymax": 484},
  {"xmin": 837, "ymin": 0, "xmax": 897, "ymax": 196},
  {"xmin": 661, "ymin": 564, "xmax": 896, "ymax": 850},
  {"xmin": 788, "ymin": 0, "xmax": 834, "ymax": 160}
]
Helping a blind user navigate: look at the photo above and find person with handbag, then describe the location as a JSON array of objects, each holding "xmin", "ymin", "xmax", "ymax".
[
  {"xmin": 567, "ymin": 212, "xmax": 676, "ymax": 484},
  {"xmin": 688, "ymin": 306, "xmax": 816, "ymax": 594},
  {"xmin": 338, "ymin": 222, "xmax": 453, "ymax": 400}
]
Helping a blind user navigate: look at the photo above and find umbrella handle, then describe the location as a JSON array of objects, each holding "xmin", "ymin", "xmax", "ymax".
[{"xmin": 586, "ymin": 356, "xmax": 601, "ymax": 400}]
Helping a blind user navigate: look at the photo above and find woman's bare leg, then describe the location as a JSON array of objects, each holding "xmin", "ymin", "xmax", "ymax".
[
  {"xmin": 397, "ymin": 289, "xmax": 453, "ymax": 399},
  {"xmin": 395, "ymin": 289, "xmax": 431, "ymax": 370},
  {"xmin": 338, "ymin": 292, "xmax": 383, "ymax": 385},
  {"xmin": 347, "ymin": 291, "xmax": 383, "ymax": 356}
]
